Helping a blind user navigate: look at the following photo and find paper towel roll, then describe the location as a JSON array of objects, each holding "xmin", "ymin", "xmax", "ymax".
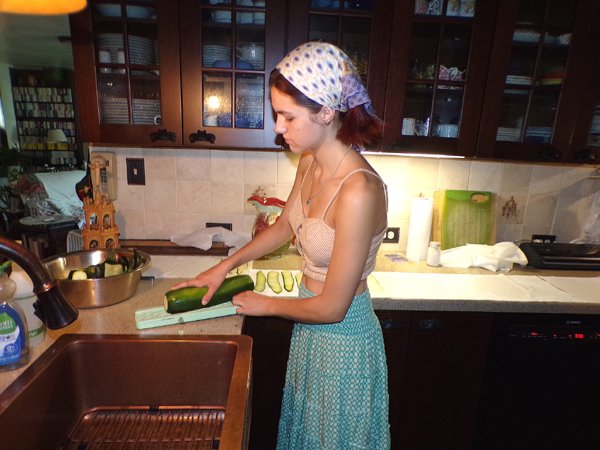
[{"xmin": 406, "ymin": 197, "xmax": 434, "ymax": 261}]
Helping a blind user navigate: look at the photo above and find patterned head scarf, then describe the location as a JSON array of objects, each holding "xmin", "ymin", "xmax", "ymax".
[{"xmin": 276, "ymin": 42, "xmax": 375, "ymax": 116}]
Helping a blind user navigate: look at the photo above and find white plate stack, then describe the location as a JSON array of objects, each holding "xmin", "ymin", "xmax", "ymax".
[
  {"xmin": 496, "ymin": 127, "xmax": 520, "ymax": 142},
  {"xmin": 132, "ymin": 99, "xmax": 161, "ymax": 124},
  {"xmin": 525, "ymin": 126, "xmax": 552, "ymax": 143},
  {"xmin": 100, "ymin": 97, "xmax": 129, "ymax": 124},
  {"xmin": 128, "ymin": 35, "xmax": 156, "ymax": 65},
  {"xmin": 203, "ymin": 44, "xmax": 231, "ymax": 67}
]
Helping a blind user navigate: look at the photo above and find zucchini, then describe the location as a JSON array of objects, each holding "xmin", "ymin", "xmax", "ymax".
[
  {"xmin": 255, "ymin": 271, "xmax": 266, "ymax": 292},
  {"xmin": 69, "ymin": 269, "xmax": 88, "ymax": 280},
  {"xmin": 105, "ymin": 262, "xmax": 124, "ymax": 277},
  {"xmin": 164, "ymin": 274, "xmax": 254, "ymax": 314},
  {"xmin": 229, "ymin": 262, "xmax": 249, "ymax": 275},
  {"xmin": 85, "ymin": 263, "xmax": 105, "ymax": 279},
  {"xmin": 282, "ymin": 270, "xmax": 294, "ymax": 292},
  {"xmin": 267, "ymin": 271, "xmax": 282, "ymax": 294}
]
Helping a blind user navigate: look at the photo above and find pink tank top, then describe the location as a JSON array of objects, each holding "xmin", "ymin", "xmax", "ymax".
[{"xmin": 288, "ymin": 164, "xmax": 387, "ymax": 282}]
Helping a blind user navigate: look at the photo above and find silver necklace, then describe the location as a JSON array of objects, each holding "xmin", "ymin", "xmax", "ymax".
[{"xmin": 306, "ymin": 149, "xmax": 351, "ymax": 205}]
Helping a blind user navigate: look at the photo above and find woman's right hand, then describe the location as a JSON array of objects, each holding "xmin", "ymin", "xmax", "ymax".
[{"xmin": 170, "ymin": 264, "xmax": 229, "ymax": 306}]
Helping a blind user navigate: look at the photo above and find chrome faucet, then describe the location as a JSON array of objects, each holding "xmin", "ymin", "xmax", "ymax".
[{"xmin": 0, "ymin": 236, "xmax": 78, "ymax": 329}]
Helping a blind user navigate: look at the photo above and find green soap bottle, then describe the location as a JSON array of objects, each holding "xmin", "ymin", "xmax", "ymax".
[{"xmin": 0, "ymin": 260, "xmax": 29, "ymax": 371}]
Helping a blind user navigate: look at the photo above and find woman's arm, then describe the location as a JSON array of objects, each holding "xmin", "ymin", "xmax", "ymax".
[
  {"xmin": 234, "ymin": 172, "xmax": 386, "ymax": 323},
  {"xmin": 172, "ymin": 153, "xmax": 313, "ymax": 303}
]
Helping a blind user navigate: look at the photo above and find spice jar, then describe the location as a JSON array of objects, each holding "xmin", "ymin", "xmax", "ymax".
[{"xmin": 426, "ymin": 241, "xmax": 441, "ymax": 267}]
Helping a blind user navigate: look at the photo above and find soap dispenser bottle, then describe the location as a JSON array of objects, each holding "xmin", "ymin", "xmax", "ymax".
[{"xmin": 0, "ymin": 260, "xmax": 29, "ymax": 371}]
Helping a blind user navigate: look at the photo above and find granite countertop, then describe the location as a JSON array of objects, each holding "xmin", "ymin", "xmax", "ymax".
[
  {"xmin": 0, "ymin": 277, "xmax": 243, "ymax": 392},
  {"xmin": 1, "ymin": 248, "xmax": 599, "ymax": 393}
]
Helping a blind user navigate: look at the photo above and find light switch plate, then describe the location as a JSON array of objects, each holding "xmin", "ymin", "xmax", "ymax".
[{"xmin": 126, "ymin": 158, "xmax": 145, "ymax": 185}]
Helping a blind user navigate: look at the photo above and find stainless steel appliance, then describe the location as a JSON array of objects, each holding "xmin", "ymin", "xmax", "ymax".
[{"xmin": 519, "ymin": 242, "xmax": 600, "ymax": 270}]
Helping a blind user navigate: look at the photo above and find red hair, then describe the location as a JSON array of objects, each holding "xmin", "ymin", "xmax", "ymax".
[{"xmin": 269, "ymin": 69, "xmax": 382, "ymax": 148}]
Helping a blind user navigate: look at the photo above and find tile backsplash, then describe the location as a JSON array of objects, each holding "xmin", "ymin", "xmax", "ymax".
[{"xmin": 93, "ymin": 146, "xmax": 600, "ymax": 252}]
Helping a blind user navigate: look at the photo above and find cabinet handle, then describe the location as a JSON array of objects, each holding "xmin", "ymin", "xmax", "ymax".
[
  {"xmin": 150, "ymin": 129, "xmax": 177, "ymax": 142},
  {"xmin": 572, "ymin": 149, "xmax": 596, "ymax": 163},
  {"xmin": 537, "ymin": 147, "xmax": 562, "ymax": 161},
  {"xmin": 417, "ymin": 318, "xmax": 445, "ymax": 330},
  {"xmin": 189, "ymin": 129, "xmax": 216, "ymax": 144},
  {"xmin": 379, "ymin": 318, "xmax": 405, "ymax": 330}
]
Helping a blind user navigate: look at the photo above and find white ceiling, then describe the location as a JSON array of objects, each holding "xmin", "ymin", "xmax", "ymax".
[{"xmin": 0, "ymin": 13, "xmax": 73, "ymax": 68}]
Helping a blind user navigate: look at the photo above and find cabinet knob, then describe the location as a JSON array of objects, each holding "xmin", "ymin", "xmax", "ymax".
[
  {"xmin": 417, "ymin": 317, "xmax": 445, "ymax": 330},
  {"xmin": 572, "ymin": 149, "xmax": 596, "ymax": 163},
  {"xmin": 379, "ymin": 318, "xmax": 406, "ymax": 330},
  {"xmin": 189, "ymin": 130, "xmax": 216, "ymax": 144},
  {"xmin": 150, "ymin": 129, "xmax": 177, "ymax": 142},
  {"xmin": 537, "ymin": 147, "xmax": 562, "ymax": 161}
]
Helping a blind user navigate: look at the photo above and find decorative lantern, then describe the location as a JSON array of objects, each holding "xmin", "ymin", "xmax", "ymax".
[{"xmin": 81, "ymin": 155, "xmax": 119, "ymax": 250}]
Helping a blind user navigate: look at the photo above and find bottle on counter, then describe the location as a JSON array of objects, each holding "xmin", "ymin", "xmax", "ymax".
[
  {"xmin": 426, "ymin": 241, "xmax": 441, "ymax": 267},
  {"xmin": 11, "ymin": 265, "xmax": 45, "ymax": 346},
  {"xmin": 0, "ymin": 260, "xmax": 30, "ymax": 371}
]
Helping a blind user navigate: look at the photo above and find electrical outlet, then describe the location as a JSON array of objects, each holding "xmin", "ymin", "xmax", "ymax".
[
  {"xmin": 126, "ymin": 158, "xmax": 145, "ymax": 185},
  {"xmin": 206, "ymin": 222, "xmax": 232, "ymax": 231},
  {"xmin": 383, "ymin": 227, "xmax": 400, "ymax": 243}
]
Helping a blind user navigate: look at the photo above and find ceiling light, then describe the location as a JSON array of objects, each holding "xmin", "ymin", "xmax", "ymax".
[{"xmin": 0, "ymin": 0, "xmax": 87, "ymax": 15}]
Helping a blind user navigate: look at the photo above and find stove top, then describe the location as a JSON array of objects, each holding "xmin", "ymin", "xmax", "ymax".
[{"xmin": 519, "ymin": 242, "xmax": 600, "ymax": 270}]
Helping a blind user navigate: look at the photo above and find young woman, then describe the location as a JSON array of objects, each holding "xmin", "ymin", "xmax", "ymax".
[{"xmin": 174, "ymin": 42, "xmax": 390, "ymax": 450}]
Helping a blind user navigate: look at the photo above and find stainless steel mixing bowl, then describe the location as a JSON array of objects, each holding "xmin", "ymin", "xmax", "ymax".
[{"xmin": 43, "ymin": 249, "xmax": 151, "ymax": 309}]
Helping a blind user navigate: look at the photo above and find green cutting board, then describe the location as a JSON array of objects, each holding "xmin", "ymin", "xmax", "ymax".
[{"xmin": 433, "ymin": 190, "xmax": 495, "ymax": 250}]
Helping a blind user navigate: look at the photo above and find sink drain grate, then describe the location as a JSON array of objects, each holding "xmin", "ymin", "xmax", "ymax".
[{"xmin": 62, "ymin": 406, "xmax": 225, "ymax": 450}]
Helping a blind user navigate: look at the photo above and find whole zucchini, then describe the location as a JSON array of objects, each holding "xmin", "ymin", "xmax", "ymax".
[{"xmin": 164, "ymin": 274, "xmax": 254, "ymax": 314}]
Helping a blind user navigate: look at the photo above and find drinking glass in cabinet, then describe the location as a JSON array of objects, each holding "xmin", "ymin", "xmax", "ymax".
[{"xmin": 203, "ymin": 72, "xmax": 232, "ymax": 127}]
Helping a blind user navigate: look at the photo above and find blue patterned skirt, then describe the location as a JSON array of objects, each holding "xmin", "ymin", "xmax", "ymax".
[{"xmin": 276, "ymin": 284, "xmax": 390, "ymax": 450}]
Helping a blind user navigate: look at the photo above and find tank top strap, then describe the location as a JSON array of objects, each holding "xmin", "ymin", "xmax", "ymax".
[{"xmin": 321, "ymin": 169, "xmax": 388, "ymax": 219}]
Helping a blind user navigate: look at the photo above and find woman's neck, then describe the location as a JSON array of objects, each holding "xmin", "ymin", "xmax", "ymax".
[{"xmin": 311, "ymin": 141, "xmax": 351, "ymax": 176}]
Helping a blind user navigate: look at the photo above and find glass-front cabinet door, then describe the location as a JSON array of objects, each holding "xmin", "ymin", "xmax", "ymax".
[
  {"xmin": 286, "ymin": 0, "xmax": 394, "ymax": 148},
  {"xmin": 381, "ymin": 0, "xmax": 496, "ymax": 156},
  {"xmin": 179, "ymin": 0, "xmax": 285, "ymax": 148},
  {"xmin": 477, "ymin": 0, "xmax": 596, "ymax": 162},
  {"xmin": 70, "ymin": 0, "xmax": 182, "ymax": 145}
]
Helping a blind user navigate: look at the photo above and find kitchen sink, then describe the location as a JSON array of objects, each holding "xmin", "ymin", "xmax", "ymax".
[{"xmin": 0, "ymin": 334, "xmax": 252, "ymax": 450}]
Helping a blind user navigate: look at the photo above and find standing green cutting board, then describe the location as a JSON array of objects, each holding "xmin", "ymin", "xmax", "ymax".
[{"xmin": 432, "ymin": 190, "xmax": 496, "ymax": 250}]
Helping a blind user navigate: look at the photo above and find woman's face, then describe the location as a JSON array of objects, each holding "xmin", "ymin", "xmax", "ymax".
[{"xmin": 270, "ymin": 87, "xmax": 324, "ymax": 154}]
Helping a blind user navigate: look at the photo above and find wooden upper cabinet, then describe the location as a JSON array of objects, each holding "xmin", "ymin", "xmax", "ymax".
[
  {"xmin": 476, "ymin": 0, "xmax": 600, "ymax": 163},
  {"xmin": 179, "ymin": 0, "xmax": 285, "ymax": 148},
  {"xmin": 70, "ymin": 0, "xmax": 182, "ymax": 146},
  {"xmin": 286, "ymin": 0, "xmax": 394, "ymax": 150},
  {"xmin": 381, "ymin": 0, "xmax": 497, "ymax": 157},
  {"xmin": 70, "ymin": 0, "xmax": 285, "ymax": 148},
  {"xmin": 568, "ymin": 4, "xmax": 600, "ymax": 165}
]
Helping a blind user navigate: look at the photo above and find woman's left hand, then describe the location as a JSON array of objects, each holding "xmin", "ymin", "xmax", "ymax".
[{"xmin": 232, "ymin": 290, "xmax": 273, "ymax": 316}]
